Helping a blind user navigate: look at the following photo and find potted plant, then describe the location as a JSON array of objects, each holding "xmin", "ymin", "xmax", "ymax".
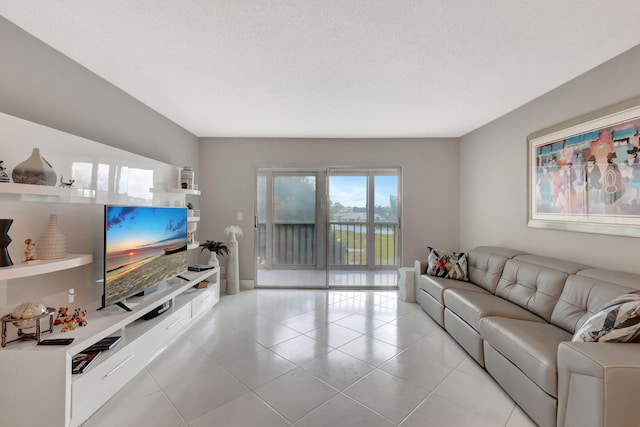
[
  {"xmin": 186, "ymin": 202, "xmax": 199, "ymax": 217},
  {"xmin": 199, "ymin": 240, "xmax": 229, "ymax": 267}
]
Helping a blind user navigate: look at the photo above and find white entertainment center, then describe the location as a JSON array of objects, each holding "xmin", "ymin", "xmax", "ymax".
[
  {"xmin": 1, "ymin": 260, "xmax": 219, "ymax": 427},
  {"xmin": 0, "ymin": 113, "xmax": 220, "ymax": 427}
]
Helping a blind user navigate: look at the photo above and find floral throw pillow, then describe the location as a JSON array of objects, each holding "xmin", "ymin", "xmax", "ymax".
[
  {"xmin": 426, "ymin": 247, "xmax": 469, "ymax": 281},
  {"xmin": 572, "ymin": 291, "xmax": 640, "ymax": 343}
]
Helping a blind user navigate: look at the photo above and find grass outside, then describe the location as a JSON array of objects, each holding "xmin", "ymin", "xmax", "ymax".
[{"xmin": 331, "ymin": 229, "xmax": 396, "ymax": 265}]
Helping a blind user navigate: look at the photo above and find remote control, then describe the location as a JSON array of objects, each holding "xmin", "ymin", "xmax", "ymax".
[{"xmin": 37, "ymin": 338, "xmax": 75, "ymax": 346}]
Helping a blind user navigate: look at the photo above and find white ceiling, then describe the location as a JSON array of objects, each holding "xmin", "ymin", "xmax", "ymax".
[{"xmin": 2, "ymin": 1, "xmax": 640, "ymax": 139}]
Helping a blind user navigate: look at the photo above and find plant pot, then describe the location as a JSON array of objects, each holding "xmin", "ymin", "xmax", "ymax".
[{"xmin": 208, "ymin": 251, "xmax": 219, "ymax": 268}]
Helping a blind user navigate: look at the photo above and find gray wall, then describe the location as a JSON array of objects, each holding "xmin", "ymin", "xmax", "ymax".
[
  {"xmin": 460, "ymin": 44, "xmax": 640, "ymax": 274},
  {"xmin": 0, "ymin": 16, "xmax": 198, "ymax": 166},
  {"xmin": 198, "ymin": 138, "xmax": 460, "ymax": 282}
]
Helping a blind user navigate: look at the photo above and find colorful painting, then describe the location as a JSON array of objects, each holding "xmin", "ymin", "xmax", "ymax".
[{"xmin": 528, "ymin": 98, "xmax": 640, "ymax": 236}]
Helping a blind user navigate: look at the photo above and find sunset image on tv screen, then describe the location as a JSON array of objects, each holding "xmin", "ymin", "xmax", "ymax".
[{"xmin": 104, "ymin": 206, "xmax": 187, "ymax": 306}]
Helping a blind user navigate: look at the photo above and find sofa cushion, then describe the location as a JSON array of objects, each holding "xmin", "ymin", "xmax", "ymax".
[
  {"xmin": 418, "ymin": 274, "xmax": 489, "ymax": 305},
  {"xmin": 511, "ymin": 254, "xmax": 588, "ymax": 275},
  {"xmin": 427, "ymin": 247, "xmax": 469, "ymax": 281},
  {"xmin": 480, "ymin": 316, "xmax": 573, "ymax": 397},
  {"xmin": 444, "ymin": 289, "xmax": 545, "ymax": 331},
  {"xmin": 551, "ymin": 271, "xmax": 640, "ymax": 333},
  {"xmin": 467, "ymin": 246, "xmax": 525, "ymax": 293},
  {"xmin": 495, "ymin": 258, "xmax": 572, "ymax": 322},
  {"xmin": 572, "ymin": 291, "xmax": 640, "ymax": 342}
]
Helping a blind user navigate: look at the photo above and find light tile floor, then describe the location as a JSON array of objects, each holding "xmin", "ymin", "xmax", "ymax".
[{"xmin": 83, "ymin": 289, "xmax": 537, "ymax": 427}]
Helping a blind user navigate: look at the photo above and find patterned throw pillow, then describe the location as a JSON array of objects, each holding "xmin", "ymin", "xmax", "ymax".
[
  {"xmin": 426, "ymin": 247, "xmax": 469, "ymax": 281},
  {"xmin": 572, "ymin": 291, "xmax": 640, "ymax": 343}
]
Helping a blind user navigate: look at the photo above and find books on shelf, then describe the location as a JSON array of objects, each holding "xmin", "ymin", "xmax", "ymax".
[
  {"xmin": 188, "ymin": 264, "xmax": 215, "ymax": 272},
  {"xmin": 82, "ymin": 336, "xmax": 122, "ymax": 353},
  {"xmin": 71, "ymin": 336, "xmax": 123, "ymax": 374},
  {"xmin": 72, "ymin": 351, "xmax": 102, "ymax": 374}
]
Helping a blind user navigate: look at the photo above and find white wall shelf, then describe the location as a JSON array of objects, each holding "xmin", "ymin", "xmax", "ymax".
[
  {"xmin": 187, "ymin": 241, "xmax": 200, "ymax": 250},
  {"xmin": 0, "ymin": 253, "xmax": 93, "ymax": 280},
  {"xmin": 187, "ymin": 216, "xmax": 200, "ymax": 222},
  {"xmin": 166, "ymin": 188, "xmax": 201, "ymax": 196},
  {"xmin": 0, "ymin": 183, "xmax": 95, "ymax": 199}
]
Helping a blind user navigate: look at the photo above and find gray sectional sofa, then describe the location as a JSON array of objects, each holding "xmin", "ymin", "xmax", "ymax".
[{"xmin": 414, "ymin": 246, "xmax": 640, "ymax": 427}]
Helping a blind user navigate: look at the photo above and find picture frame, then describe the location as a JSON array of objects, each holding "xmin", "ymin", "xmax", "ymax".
[{"xmin": 528, "ymin": 96, "xmax": 640, "ymax": 237}]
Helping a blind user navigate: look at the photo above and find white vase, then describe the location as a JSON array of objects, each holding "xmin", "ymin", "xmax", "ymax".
[
  {"xmin": 38, "ymin": 214, "xmax": 67, "ymax": 260},
  {"xmin": 227, "ymin": 239, "xmax": 239, "ymax": 295},
  {"xmin": 11, "ymin": 148, "xmax": 57, "ymax": 186},
  {"xmin": 208, "ymin": 251, "xmax": 219, "ymax": 267}
]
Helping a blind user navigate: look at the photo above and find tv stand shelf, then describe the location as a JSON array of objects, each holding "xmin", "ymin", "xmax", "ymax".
[{"xmin": 0, "ymin": 268, "xmax": 220, "ymax": 427}]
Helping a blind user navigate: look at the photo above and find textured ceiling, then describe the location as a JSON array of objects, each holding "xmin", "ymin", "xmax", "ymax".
[{"xmin": 2, "ymin": 1, "xmax": 640, "ymax": 138}]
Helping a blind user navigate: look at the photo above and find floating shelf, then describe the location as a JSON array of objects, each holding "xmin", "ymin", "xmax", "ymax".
[
  {"xmin": 187, "ymin": 216, "xmax": 200, "ymax": 222},
  {"xmin": 0, "ymin": 253, "xmax": 93, "ymax": 280},
  {"xmin": 166, "ymin": 188, "xmax": 201, "ymax": 196},
  {"xmin": 0, "ymin": 183, "xmax": 95, "ymax": 198},
  {"xmin": 187, "ymin": 242, "xmax": 200, "ymax": 250}
]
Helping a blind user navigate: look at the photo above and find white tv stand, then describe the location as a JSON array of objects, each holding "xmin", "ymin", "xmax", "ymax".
[{"xmin": 0, "ymin": 267, "xmax": 220, "ymax": 427}]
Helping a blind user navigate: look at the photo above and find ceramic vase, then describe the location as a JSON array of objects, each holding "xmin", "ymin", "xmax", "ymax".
[
  {"xmin": 0, "ymin": 219, "xmax": 13, "ymax": 267},
  {"xmin": 38, "ymin": 215, "xmax": 67, "ymax": 260},
  {"xmin": 208, "ymin": 251, "xmax": 219, "ymax": 268},
  {"xmin": 12, "ymin": 148, "xmax": 57, "ymax": 186}
]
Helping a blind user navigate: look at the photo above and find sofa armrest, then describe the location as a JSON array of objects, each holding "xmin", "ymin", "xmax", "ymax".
[
  {"xmin": 414, "ymin": 260, "xmax": 428, "ymax": 286},
  {"xmin": 415, "ymin": 259, "xmax": 428, "ymax": 275},
  {"xmin": 558, "ymin": 341, "xmax": 640, "ymax": 427}
]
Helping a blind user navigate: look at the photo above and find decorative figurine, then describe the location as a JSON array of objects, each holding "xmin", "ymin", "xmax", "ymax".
[
  {"xmin": 0, "ymin": 161, "xmax": 9, "ymax": 183},
  {"xmin": 61, "ymin": 316, "xmax": 76, "ymax": 332},
  {"xmin": 57, "ymin": 306, "xmax": 88, "ymax": 332},
  {"xmin": 23, "ymin": 238, "xmax": 39, "ymax": 264},
  {"xmin": 59, "ymin": 176, "xmax": 75, "ymax": 188},
  {"xmin": 73, "ymin": 308, "xmax": 87, "ymax": 327},
  {"xmin": 54, "ymin": 307, "xmax": 68, "ymax": 326}
]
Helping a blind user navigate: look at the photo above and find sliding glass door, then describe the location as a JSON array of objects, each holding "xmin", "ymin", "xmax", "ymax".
[
  {"xmin": 256, "ymin": 170, "xmax": 326, "ymax": 287},
  {"xmin": 255, "ymin": 167, "xmax": 400, "ymax": 288},
  {"xmin": 327, "ymin": 168, "xmax": 400, "ymax": 287}
]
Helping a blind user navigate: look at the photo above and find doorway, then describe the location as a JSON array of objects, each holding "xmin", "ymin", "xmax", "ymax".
[{"xmin": 255, "ymin": 167, "xmax": 400, "ymax": 288}]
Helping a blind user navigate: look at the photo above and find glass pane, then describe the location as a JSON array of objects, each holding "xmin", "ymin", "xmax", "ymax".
[
  {"xmin": 257, "ymin": 174, "xmax": 267, "ymax": 222},
  {"xmin": 256, "ymin": 174, "xmax": 267, "ymax": 266},
  {"xmin": 329, "ymin": 175, "xmax": 367, "ymax": 222},
  {"xmin": 329, "ymin": 175, "xmax": 367, "ymax": 267},
  {"xmin": 374, "ymin": 175, "xmax": 398, "ymax": 266},
  {"xmin": 273, "ymin": 175, "xmax": 317, "ymax": 266},
  {"xmin": 274, "ymin": 176, "xmax": 316, "ymax": 223},
  {"xmin": 374, "ymin": 175, "xmax": 398, "ymax": 222}
]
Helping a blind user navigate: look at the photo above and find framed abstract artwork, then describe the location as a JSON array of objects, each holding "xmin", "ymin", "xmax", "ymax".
[{"xmin": 528, "ymin": 96, "xmax": 640, "ymax": 237}]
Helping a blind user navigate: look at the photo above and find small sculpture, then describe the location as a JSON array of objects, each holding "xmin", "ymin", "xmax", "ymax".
[
  {"xmin": 54, "ymin": 307, "xmax": 68, "ymax": 326},
  {"xmin": 23, "ymin": 238, "xmax": 39, "ymax": 263},
  {"xmin": 0, "ymin": 161, "xmax": 9, "ymax": 183},
  {"xmin": 57, "ymin": 306, "xmax": 88, "ymax": 332},
  {"xmin": 59, "ymin": 176, "xmax": 75, "ymax": 188}
]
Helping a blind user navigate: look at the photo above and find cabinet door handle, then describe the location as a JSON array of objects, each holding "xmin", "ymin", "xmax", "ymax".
[
  {"xmin": 167, "ymin": 317, "xmax": 185, "ymax": 330},
  {"xmin": 104, "ymin": 355, "xmax": 134, "ymax": 378}
]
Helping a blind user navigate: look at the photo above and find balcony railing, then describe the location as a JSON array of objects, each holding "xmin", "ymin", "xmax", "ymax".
[
  {"xmin": 329, "ymin": 222, "xmax": 397, "ymax": 266},
  {"xmin": 258, "ymin": 222, "xmax": 398, "ymax": 268}
]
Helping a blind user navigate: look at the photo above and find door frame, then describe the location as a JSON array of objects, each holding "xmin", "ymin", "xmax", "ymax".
[{"xmin": 254, "ymin": 166, "xmax": 402, "ymax": 289}]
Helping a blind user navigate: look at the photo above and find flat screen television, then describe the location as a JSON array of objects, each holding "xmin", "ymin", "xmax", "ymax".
[{"xmin": 103, "ymin": 205, "xmax": 188, "ymax": 310}]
